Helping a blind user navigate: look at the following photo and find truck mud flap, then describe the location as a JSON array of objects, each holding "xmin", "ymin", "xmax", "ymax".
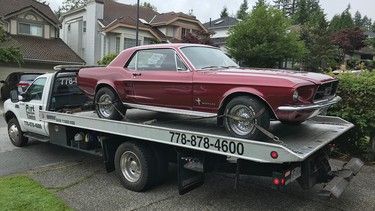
[
  {"xmin": 319, "ymin": 158, "xmax": 364, "ymax": 198},
  {"xmin": 177, "ymin": 151, "xmax": 205, "ymax": 195}
]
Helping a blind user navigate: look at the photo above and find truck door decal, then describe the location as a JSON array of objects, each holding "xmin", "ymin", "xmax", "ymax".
[{"xmin": 26, "ymin": 105, "xmax": 36, "ymax": 120}]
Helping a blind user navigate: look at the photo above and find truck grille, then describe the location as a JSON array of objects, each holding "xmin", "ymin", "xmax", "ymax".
[{"xmin": 314, "ymin": 80, "xmax": 339, "ymax": 102}]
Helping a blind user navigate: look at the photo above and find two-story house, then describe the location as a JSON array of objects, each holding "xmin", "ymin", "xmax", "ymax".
[
  {"xmin": 203, "ymin": 16, "xmax": 240, "ymax": 53},
  {"xmin": 60, "ymin": 0, "xmax": 207, "ymax": 65},
  {"xmin": 0, "ymin": 0, "xmax": 85, "ymax": 79}
]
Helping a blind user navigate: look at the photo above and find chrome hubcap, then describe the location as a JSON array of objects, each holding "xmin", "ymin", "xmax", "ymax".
[
  {"xmin": 8, "ymin": 124, "xmax": 19, "ymax": 142},
  {"xmin": 227, "ymin": 105, "xmax": 257, "ymax": 136},
  {"xmin": 98, "ymin": 93, "xmax": 114, "ymax": 118},
  {"xmin": 120, "ymin": 151, "xmax": 141, "ymax": 183}
]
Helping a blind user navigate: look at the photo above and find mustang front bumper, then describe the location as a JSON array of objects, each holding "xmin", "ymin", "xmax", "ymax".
[{"xmin": 276, "ymin": 96, "xmax": 342, "ymax": 122}]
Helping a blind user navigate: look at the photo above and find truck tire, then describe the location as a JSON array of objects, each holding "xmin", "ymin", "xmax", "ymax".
[
  {"xmin": 224, "ymin": 96, "xmax": 270, "ymax": 140},
  {"xmin": 95, "ymin": 87, "xmax": 126, "ymax": 120},
  {"xmin": 115, "ymin": 142, "xmax": 157, "ymax": 192},
  {"xmin": 8, "ymin": 118, "xmax": 28, "ymax": 147}
]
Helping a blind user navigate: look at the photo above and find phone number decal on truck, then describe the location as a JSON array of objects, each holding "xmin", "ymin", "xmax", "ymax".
[{"xmin": 169, "ymin": 132, "xmax": 244, "ymax": 155}]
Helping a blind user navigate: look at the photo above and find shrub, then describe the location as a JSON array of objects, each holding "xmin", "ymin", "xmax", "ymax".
[
  {"xmin": 97, "ymin": 53, "xmax": 118, "ymax": 65},
  {"xmin": 328, "ymin": 71, "xmax": 375, "ymax": 161}
]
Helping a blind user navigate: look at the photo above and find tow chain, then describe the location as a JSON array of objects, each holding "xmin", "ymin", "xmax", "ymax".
[{"xmin": 96, "ymin": 100, "xmax": 300, "ymax": 153}]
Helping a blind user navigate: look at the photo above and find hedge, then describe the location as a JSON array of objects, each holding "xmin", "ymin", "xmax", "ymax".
[{"xmin": 328, "ymin": 70, "xmax": 375, "ymax": 161}]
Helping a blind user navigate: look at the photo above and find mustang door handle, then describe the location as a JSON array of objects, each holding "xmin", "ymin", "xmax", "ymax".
[{"xmin": 133, "ymin": 73, "xmax": 142, "ymax": 77}]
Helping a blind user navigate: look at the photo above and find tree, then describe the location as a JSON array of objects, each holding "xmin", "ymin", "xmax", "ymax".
[
  {"xmin": 237, "ymin": 0, "xmax": 249, "ymax": 20},
  {"xmin": 254, "ymin": 0, "xmax": 267, "ymax": 9},
  {"xmin": 292, "ymin": 0, "xmax": 323, "ymax": 25},
  {"xmin": 362, "ymin": 16, "xmax": 372, "ymax": 30},
  {"xmin": 97, "ymin": 53, "xmax": 118, "ymax": 65},
  {"xmin": 181, "ymin": 30, "xmax": 215, "ymax": 46},
  {"xmin": 227, "ymin": 5, "xmax": 306, "ymax": 68},
  {"xmin": 220, "ymin": 6, "xmax": 229, "ymax": 18},
  {"xmin": 273, "ymin": 0, "xmax": 297, "ymax": 17},
  {"xmin": 332, "ymin": 27, "xmax": 367, "ymax": 63},
  {"xmin": 372, "ymin": 21, "xmax": 375, "ymax": 32},
  {"xmin": 329, "ymin": 5, "xmax": 354, "ymax": 32},
  {"xmin": 60, "ymin": 0, "xmax": 86, "ymax": 13},
  {"xmin": 132, "ymin": 2, "xmax": 157, "ymax": 11},
  {"xmin": 353, "ymin": 11, "xmax": 363, "ymax": 27},
  {"xmin": 299, "ymin": 10, "xmax": 336, "ymax": 71},
  {"xmin": 0, "ymin": 28, "xmax": 23, "ymax": 65}
]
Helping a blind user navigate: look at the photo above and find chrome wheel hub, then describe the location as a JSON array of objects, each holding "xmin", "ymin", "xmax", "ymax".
[
  {"xmin": 120, "ymin": 151, "xmax": 141, "ymax": 183},
  {"xmin": 8, "ymin": 124, "xmax": 19, "ymax": 142},
  {"xmin": 98, "ymin": 93, "xmax": 114, "ymax": 118},
  {"xmin": 228, "ymin": 105, "xmax": 256, "ymax": 136}
]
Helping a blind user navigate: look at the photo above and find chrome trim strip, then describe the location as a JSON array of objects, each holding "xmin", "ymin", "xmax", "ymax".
[
  {"xmin": 277, "ymin": 96, "xmax": 341, "ymax": 111},
  {"xmin": 124, "ymin": 103, "xmax": 216, "ymax": 117}
]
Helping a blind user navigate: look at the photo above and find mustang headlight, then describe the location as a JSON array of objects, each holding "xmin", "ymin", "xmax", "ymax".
[{"xmin": 292, "ymin": 90, "xmax": 299, "ymax": 102}]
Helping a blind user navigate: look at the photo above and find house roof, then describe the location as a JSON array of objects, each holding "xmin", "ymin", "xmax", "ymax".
[
  {"xmin": 203, "ymin": 16, "xmax": 239, "ymax": 29},
  {"xmin": 149, "ymin": 12, "xmax": 197, "ymax": 25},
  {"xmin": 4, "ymin": 35, "xmax": 85, "ymax": 64},
  {"xmin": 101, "ymin": 0, "xmax": 159, "ymax": 26},
  {"xmin": 365, "ymin": 31, "xmax": 375, "ymax": 38},
  {"xmin": 0, "ymin": 0, "xmax": 59, "ymax": 25}
]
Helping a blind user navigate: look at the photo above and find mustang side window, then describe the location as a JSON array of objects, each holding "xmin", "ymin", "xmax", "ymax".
[{"xmin": 127, "ymin": 49, "xmax": 183, "ymax": 71}]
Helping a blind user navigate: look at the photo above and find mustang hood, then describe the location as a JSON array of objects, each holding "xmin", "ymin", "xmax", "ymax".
[{"xmin": 210, "ymin": 68, "xmax": 334, "ymax": 84}]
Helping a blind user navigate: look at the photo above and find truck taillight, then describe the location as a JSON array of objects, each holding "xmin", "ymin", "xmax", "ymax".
[
  {"xmin": 273, "ymin": 178, "xmax": 280, "ymax": 185},
  {"xmin": 270, "ymin": 151, "xmax": 278, "ymax": 159}
]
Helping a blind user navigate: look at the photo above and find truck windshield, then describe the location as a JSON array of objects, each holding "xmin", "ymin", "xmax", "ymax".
[{"xmin": 180, "ymin": 46, "xmax": 239, "ymax": 70}]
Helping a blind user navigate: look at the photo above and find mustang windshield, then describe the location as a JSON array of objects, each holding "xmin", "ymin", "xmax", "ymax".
[{"xmin": 180, "ymin": 46, "xmax": 239, "ymax": 70}]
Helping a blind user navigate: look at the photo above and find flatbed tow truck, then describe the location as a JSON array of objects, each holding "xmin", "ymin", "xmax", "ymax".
[{"xmin": 4, "ymin": 66, "xmax": 363, "ymax": 198}]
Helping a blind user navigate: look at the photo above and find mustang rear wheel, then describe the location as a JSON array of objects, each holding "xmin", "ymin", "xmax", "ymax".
[
  {"xmin": 95, "ymin": 87, "xmax": 126, "ymax": 120},
  {"xmin": 224, "ymin": 96, "xmax": 270, "ymax": 140}
]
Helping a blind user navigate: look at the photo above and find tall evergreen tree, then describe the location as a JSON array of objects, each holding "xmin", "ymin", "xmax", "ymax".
[
  {"xmin": 237, "ymin": 0, "xmax": 249, "ymax": 20},
  {"xmin": 362, "ymin": 16, "xmax": 372, "ymax": 30},
  {"xmin": 353, "ymin": 11, "xmax": 363, "ymax": 27},
  {"xmin": 254, "ymin": 0, "xmax": 267, "ymax": 9},
  {"xmin": 329, "ymin": 5, "xmax": 354, "ymax": 32},
  {"xmin": 220, "ymin": 6, "xmax": 229, "ymax": 18}
]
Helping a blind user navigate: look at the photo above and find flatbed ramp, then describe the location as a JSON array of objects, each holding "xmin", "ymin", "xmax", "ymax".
[{"xmin": 40, "ymin": 110, "xmax": 353, "ymax": 164}]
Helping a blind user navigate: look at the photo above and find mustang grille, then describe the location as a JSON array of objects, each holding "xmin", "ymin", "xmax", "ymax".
[{"xmin": 314, "ymin": 80, "xmax": 339, "ymax": 102}]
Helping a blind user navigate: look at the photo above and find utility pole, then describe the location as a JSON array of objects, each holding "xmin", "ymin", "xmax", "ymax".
[{"xmin": 136, "ymin": 0, "xmax": 140, "ymax": 46}]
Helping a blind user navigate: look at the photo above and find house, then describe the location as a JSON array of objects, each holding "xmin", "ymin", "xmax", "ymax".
[
  {"xmin": 352, "ymin": 31, "xmax": 375, "ymax": 61},
  {"xmin": 60, "ymin": 0, "xmax": 207, "ymax": 65},
  {"xmin": 0, "ymin": 0, "xmax": 85, "ymax": 80},
  {"xmin": 203, "ymin": 16, "xmax": 240, "ymax": 52}
]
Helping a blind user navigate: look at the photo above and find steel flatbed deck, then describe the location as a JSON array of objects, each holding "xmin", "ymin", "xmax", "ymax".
[{"xmin": 40, "ymin": 109, "xmax": 353, "ymax": 164}]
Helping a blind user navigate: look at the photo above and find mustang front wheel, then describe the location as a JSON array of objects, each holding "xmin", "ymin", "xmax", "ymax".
[
  {"xmin": 224, "ymin": 96, "xmax": 270, "ymax": 140},
  {"xmin": 95, "ymin": 87, "xmax": 126, "ymax": 120}
]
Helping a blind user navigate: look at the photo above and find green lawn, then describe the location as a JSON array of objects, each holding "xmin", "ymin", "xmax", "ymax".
[{"xmin": 0, "ymin": 175, "xmax": 71, "ymax": 211}]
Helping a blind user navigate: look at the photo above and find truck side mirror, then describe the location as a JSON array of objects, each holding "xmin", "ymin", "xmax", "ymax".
[{"xmin": 10, "ymin": 89, "xmax": 23, "ymax": 103}]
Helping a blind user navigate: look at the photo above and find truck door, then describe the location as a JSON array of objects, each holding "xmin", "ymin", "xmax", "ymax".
[{"xmin": 18, "ymin": 76, "xmax": 49, "ymax": 136}]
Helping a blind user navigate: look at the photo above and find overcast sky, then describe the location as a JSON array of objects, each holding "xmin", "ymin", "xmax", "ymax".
[{"xmin": 47, "ymin": 0, "xmax": 375, "ymax": 24}]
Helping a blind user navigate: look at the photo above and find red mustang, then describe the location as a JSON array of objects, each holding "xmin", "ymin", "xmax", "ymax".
[{"xmin": 77, "ymin": 44, "xmax": 340, "ymax": 140}]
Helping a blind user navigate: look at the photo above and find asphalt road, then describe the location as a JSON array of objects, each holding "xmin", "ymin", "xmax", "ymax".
[{"xmin": 0, "ymin": 114, "xmax": 375, "ymax": 210}]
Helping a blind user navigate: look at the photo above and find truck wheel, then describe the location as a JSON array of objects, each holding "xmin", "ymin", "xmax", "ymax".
[
  {"xmin": 224, "ymin": 96, "xmax": 270, "ymax": 140},
  {"xmin": 8, "ymin": 118, "xmax": 28, "ymax": 147},
  {"xmin": 95, "ymin": 87, "xmax": 126, "ymax": 120},
  {"xmin": 115, "ymin": 142, "xmax": 156, "ymax": 192}
]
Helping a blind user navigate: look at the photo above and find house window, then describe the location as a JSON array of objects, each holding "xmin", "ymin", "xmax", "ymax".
[
  {"xmin": 181, "ymin": 28, "xmax": 192, "ymax": 38},
  {"xmin": 83, "ymin": 21, "xmax": 86, "ymax": 32},
  {"xmin": 19, "ymin": 23, "xmax": 43, "ymax": 37},
  {"xmin": 124, "ymin": 38, "xmax": 137, "ymax": 49},
  {"xmin": 25, "ymin": 14, "xmax": 37, "ymax": 21},
  {"xmin": 115, "ymin": 37, "xmax": 120, "ymax": 53}
]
